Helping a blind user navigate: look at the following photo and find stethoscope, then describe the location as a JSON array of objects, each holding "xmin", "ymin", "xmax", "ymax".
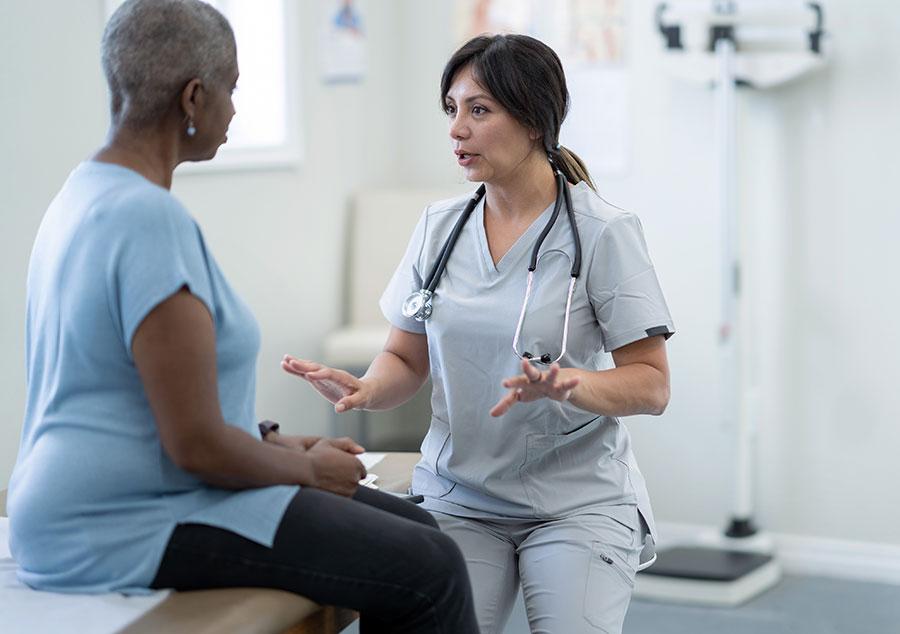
[{"xmin": 401, "ymin": 171, "xmax": 582, "ymax": 365}]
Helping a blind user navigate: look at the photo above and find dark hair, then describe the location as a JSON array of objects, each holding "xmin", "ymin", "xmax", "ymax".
[{"xmin": 440, "ymin": 34, "xmax": 595, "ymax": 191}]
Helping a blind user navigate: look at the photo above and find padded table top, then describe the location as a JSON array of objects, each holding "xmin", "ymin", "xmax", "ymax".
[{"xmin": 1, "ymin": 452, "xmax": 420, "ymax": 634}]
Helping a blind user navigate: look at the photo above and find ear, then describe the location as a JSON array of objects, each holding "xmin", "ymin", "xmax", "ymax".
[
  {"xmin": 179, "ymin": 78, "xmax": 204, "ymax": 120},
  {"xmin": 528, "ymin": 128, "xmax": 542, "ymax": 142}
]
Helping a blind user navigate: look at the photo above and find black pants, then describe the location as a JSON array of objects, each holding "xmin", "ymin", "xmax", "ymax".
[{"xmin": 151, "ymin": 486, "xmax": 479, "ymax": 634}]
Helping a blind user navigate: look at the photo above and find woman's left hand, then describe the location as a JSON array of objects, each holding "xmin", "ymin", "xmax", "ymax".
[
  {"xmin": 264, "ymin": 434, "xmax": 320, "ymax": 450},
  {"xmin": 490, "ymin": 360, "xmax": 580, "ymax": 417},
  {"xmin": 265, "ymin": 433, "xmax": 365, "ymax": 455}
]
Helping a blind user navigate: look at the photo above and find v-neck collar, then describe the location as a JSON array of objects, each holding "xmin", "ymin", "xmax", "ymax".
[{"xmin": 475, "ymin": 196, "xmax": 558, "ymax": 276}]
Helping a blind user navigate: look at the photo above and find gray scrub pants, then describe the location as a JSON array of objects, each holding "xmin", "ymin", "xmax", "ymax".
[{"xmin": 432, "ymin": 507, "xmax": 643, "ymax": 634}]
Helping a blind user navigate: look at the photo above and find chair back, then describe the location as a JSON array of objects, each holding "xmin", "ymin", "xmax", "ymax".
[{"xmin": 344, "ymin": 186, "xmax": 471, "ymax": 327}]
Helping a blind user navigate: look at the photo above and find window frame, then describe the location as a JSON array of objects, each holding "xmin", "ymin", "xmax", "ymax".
[{"xmin": 103, "ymin": 0, "xmax": 303, "ymax": 174}]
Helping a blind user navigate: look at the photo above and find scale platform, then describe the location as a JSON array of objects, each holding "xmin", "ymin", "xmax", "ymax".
[{"xmin": 634, "ymin": 546, "xmax": 782, "ymax": 606}]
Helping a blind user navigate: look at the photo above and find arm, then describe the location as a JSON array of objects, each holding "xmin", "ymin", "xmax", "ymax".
[
  {"xmin": 282, "ymin": 326, "xmax": 429, "ymax": 412},
  {"xmin": 361, "ymin": 327, "xmax": 430, "ymax": 409},
  {"xmin": 564, "ymin": 335, "xmax": 670, "ymax": 416},
  {"xmin": 134, "ymin": 288, "xmax": 366, "ymax": 494},
  {"xmin": 491, "ymin": 335, "xmax": 670, "ymax": 418}
]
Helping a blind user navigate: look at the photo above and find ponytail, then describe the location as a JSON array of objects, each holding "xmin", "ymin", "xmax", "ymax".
[{"xmin": 549, "ymin": 144, "xmax": 596, "ymax": 192}]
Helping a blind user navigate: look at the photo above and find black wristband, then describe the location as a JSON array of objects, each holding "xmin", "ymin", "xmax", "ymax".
[{"xmin": 258, "ymin": 420, "xmax": 280, "ymax": 439}]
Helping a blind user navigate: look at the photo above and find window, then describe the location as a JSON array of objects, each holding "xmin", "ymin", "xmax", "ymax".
[{"xmin": 105, "ymin": 0, "xmax": 301, "ymax": 171}]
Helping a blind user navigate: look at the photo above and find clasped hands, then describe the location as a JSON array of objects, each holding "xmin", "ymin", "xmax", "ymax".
[
  {"xmin": 281, "ymin": 354, "xmax": 580, "ymax": 418},
  {"xmin": 262, "ymin": 428, "xmax": 367, "ymax": 497}
]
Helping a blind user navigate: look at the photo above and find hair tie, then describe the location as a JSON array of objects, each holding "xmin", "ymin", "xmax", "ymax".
[{"xmin": 554, "ymin": 143, "xmax": 561, "ymax": 151}]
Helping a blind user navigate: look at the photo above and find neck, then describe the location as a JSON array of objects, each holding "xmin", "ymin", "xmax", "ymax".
[
  {"xmin": 484, "ymin": 153, "xmax": 557, "ymax": 222},
  {"xmin": 92, "ymin": 121, "xmax": 180, "ymax": 190}
]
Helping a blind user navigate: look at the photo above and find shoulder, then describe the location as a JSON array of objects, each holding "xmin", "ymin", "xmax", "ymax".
[
  {"xmin": 568, "ymin": 181, "xmax": 644, "ymax": 240},
  {"xmin": 108, "ymin": 181, "xmax": 191, "ymax": 227},
  {"xmin": 424, "ymin": 191, "xmax": 475, "ymax": 220},
  {"xmin": 569, "ymin": 181, "xmax": 631, "ymax": 228},
  {"xmin": 413, "ymin": 190, "xmax": 481, "ymax": 244},
  {"xmin": 84, "ymin": 169, "xmax": 196, "ymax": 239}
]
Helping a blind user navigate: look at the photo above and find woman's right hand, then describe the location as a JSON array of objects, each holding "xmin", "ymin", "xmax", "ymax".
[
  {"xmin": 281, "ymin": 355, "xmax": 373, "ymax": 413},
  {"xmin": 305, "ymin": 437, "xmax": 367, "ymax": 497}
]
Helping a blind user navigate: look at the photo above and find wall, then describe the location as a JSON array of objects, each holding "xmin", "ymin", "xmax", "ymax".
[
  {"xmin": 0, "ymin": 0, "xmax": 406, "ymax": 484},
  {"xmin": 393, "ymin": 0, "xmax": 900, "ymax": 546},
  {"xmin": 1, "ymin": 0, "xmax": 109, "ymax": 488},
  {"xmin": 1, "ymin": 0, "xmax": 899, "ymax": 549}
]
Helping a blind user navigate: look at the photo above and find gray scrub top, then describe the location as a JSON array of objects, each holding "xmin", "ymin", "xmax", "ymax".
[{"xmin": 379, "ymin": 181, "xmax": 674, "ymax": 540}]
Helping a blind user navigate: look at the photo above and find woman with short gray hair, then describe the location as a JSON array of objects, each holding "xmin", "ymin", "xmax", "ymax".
[{"xmin": 7, "ymin": 1, "xmax": 478, "ymax": 631}]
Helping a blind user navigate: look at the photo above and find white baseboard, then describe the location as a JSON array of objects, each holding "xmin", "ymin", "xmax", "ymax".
[{"xmin": 655, "ymin": 522, "xmax": 900, "ymax": 587}]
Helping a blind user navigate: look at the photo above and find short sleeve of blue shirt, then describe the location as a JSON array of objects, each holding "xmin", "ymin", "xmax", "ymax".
[{"xmin": 110, "ymin": 186, "xmax": 215, "ymax": 357}]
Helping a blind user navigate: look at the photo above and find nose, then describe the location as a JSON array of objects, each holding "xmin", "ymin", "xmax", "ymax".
[{"xmin": 449, "ymin": 112, "xmax": 469, "ymax": 140}]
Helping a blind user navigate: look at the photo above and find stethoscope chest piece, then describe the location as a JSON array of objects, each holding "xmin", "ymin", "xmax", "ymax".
[{"xmin": 402, "ymin": 289, "xmax": 434, "ymax": 322}]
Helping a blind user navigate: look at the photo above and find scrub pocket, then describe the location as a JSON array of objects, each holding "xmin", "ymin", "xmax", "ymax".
[
  {"xmin": 519, "ymin": 416, "xmax": 625, "ymax": 516},
  {"xmin": 583, "ymin": 542, "xmax": 636, "ymax": 633}
]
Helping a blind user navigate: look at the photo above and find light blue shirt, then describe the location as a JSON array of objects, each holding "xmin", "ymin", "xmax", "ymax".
[
  {"xmin": 8, "ymin": 162, "xmax": 297, "ymax": 594},
  {"xmin": 380, "ymin": 182, "xmax": 674, "ymax": 540}
]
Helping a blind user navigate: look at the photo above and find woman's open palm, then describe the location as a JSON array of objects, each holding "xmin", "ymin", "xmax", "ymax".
[{"xmin": 281, "ymin": 355, "xmax": 371, "ymax": 413}]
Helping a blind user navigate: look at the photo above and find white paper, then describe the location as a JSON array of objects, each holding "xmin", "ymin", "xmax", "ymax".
[
  {"xmin": 358, "ymin": 452, "xmax": 386, "ymax": 471},
  {"xmin": 359, "ymin": 473, "xmax": 379, "ymax": 489}
]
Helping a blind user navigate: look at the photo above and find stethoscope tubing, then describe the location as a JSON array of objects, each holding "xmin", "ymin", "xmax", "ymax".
[
  {"xmin": 404, "ymin": 173, "xmax": 582, "ymax": 346},
  {"xmin": 526, "ymin": 172, "xmax": 581, "ymax": 278},
  {"xmin": 423, "ymin": 185, "xmax": 486, "ymax": 292},
  {"xmin": 562, "ymin": 173, "xmax": 583, "ymax": 278}
]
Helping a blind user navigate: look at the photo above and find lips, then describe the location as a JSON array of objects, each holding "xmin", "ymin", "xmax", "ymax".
[{"xmin": 455, "ymin": 150, "xmax": 479, "ymax": 166}]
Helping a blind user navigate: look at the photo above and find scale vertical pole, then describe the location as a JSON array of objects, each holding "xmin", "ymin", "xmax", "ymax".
[
  {"xmin": 635, "ymin": 1, "xmax": 824, "ymax": 605},
  {"xmin": 714, "ymin": 5, "xmax": 758, "ymax": 539}
]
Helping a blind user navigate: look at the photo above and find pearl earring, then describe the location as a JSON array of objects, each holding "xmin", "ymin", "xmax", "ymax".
[{"xmin": 187, "ymin": 119, "xmax": 197, "ymax": 137}]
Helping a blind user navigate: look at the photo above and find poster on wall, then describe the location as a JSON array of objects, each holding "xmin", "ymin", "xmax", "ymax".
[
  {"xmin": 321, "ymin": 0, "xmax": 367, "ymax": 83},
  {"xmin": 455, "ymin": 0, "xmax": 629, "ymax": 176}
]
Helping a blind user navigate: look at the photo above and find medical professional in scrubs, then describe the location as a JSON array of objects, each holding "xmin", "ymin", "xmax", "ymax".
[
  {"xmin": 8, "ymin": 1, "xmax": 479, "ymax": 631},
  {"xmin": 284, "ymin": 34, "xmax": 673, "ymax": 634}
]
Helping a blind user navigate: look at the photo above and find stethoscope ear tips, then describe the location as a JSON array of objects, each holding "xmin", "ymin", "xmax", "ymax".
[{"xmin": 540, "ymin": 354, "xmax": 552, "ymax": 364}]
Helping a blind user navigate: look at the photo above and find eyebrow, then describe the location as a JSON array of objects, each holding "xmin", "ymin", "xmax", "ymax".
[{"xmin": 445, "ymin": 93, "xmax": 496, "ymax": 105}]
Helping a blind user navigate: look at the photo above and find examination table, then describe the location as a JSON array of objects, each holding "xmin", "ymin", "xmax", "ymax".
[{"xmin": 0, "ymin": 451, "xmax": 421, "ymax": 634}]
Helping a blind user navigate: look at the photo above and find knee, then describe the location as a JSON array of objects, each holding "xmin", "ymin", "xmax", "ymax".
[
  {"xmin": 390, "ymin": 530, "xmax": 475, "ymax": 631},
  {"xmin": 419, "ymin": 530, "xmax": 470, "ymax": 590},
  {"xmin": 407, "ymin": 503, "xmax": 440, "ymax": 529}
]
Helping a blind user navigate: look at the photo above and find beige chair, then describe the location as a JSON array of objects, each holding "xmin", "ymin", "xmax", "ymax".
[
  {"xmin": 0, "ymin": 452, "xmax": 420, "ymax": 634},
  {"xmin": 324, "ymin": 186, "xmax": 470, "ymax": 367},
  {"xmin": 323, "ymin": 186, "xmax": 469, "ymax": 448}
]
